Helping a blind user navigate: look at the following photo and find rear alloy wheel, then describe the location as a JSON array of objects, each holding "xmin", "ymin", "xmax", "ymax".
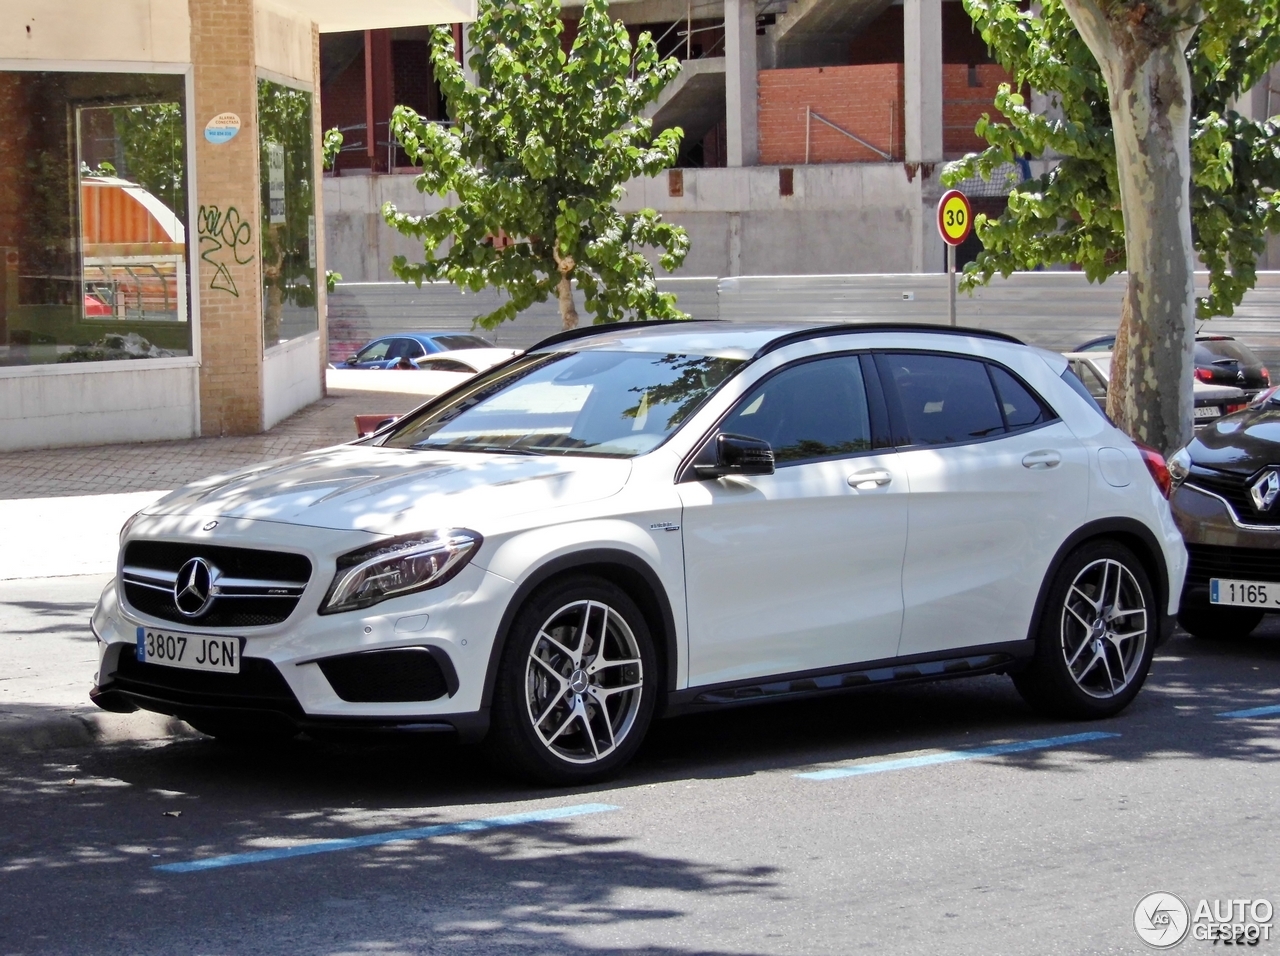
[
  {"xmin": 488, "ymin": 577, "xmax": 656, "ymax": 785},
  {"xmin": 1014, "ymin": 540, "xmax": 1156, "ymax": 719},
  {"xmin": 1177, "ymin": 606, "xmax": 1264, "ymax": 640}
]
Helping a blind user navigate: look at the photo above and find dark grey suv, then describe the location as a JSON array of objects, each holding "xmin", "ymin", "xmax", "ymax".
[{"xmin": 1169, "ymin": 389, "xmax": 1280, "ymax": 637}]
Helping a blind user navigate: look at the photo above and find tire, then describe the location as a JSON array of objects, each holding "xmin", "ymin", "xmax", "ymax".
[
  {"xmin": 1013, "ymin": 539, "xmax": 1157, "ymax": 719},
  {"xmin": 1177, "ymin": 606, "xmax": 1264, "ymax": 640},
  {"xmin": 487, "ymin": 576, "xmax": 657, "ymax": 786}
]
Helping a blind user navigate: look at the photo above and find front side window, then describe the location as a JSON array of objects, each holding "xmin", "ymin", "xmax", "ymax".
[
  {"xmin": 382, "ymin": 350, "xmax": 742, "ymax": 457},
  {"xmin": 0, "ymin": 71, "xmax": 190, "ymax": 368},
  {"xmin": 719, "ymin": 355, "xmax": 873, "ymax": 464},
  {"xmin": 882, "ymin": 353, "xmax": 1005, "ymax": 445},
  {"xmin": 356, "ymin": 340, "xmax": 391, "ymax": 363},
  {"xmin": 258, "ymin": 79, "xmax": 316, "ymax": 350}
]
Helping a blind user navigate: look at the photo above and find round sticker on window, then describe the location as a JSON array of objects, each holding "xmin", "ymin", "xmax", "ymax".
[{"xmin": 204, "ymin": 112, "xmax": 241, "ymax": 144}]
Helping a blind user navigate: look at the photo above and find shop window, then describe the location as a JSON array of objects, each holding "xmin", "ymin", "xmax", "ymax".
[
  {"xmin": 258, "ymin": 79, "xmax": 318, "ymax": 350},
  {"xmin": 0, "ymin": 71, "xmax": 190, "ymax": 368}
]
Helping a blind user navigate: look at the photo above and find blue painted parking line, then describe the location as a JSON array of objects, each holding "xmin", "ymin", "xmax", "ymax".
[
  {"xmin": 155, "ymin": 802, "xmax": 620, "ymax": 874},
  {"xmin": 1217, "ymin": 704, "xmax": 1280, "ymax": 719},
  {"xmin": 794, "ymin": 731, "xmax": 1120, "ymax": 781}
]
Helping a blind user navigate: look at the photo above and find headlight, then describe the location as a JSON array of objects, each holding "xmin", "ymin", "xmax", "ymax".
[
  {"xmin": 320, "ymin": 530, "xmax": 482, "ymax": 614},
  {"xmin": 1167, "ymin": 446, "xmax": 1192, "ymax": 486}
]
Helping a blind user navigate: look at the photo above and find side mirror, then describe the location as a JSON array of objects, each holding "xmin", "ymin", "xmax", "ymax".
[
  {"xmin": 344, "ymin": 355, "xmax": 358, "ymax": 365},
  {"xmin": 695, "ymin": 433, "xmax": 775, "ymax": 480}
]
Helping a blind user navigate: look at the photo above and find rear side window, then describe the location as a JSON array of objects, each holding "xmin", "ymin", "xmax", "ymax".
[
  {"xmin": 431, "ymin": 334, "xmax": 493, "ymax": 351},
  {"xmin": 880, "ymin": 353, "xmax": 1005, "ymax": 445},
  {"xmin": 1061, "ymin": 366, "xmax": 1111, "ymax": 420},
  {"xmin": 989, "ymin": 365, "xmax": 1052, "ymax": 429},
  {"xmin": 721, "ymin": 354, "xmax": 873, "ymax": 463}
]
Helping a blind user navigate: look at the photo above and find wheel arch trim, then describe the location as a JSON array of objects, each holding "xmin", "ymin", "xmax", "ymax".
[
  {"xmin": 1028, "ymin": 517, "xmax": 1175, "ymax": 648},
  {"xmin": 480, "ymin": 548, "xmax": 680, "ymax": 711}
]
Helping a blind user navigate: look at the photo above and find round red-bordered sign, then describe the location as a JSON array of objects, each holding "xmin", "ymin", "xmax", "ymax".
[{"xmin": 937, "ymin": 189, "xmax": 973, "ymax": 246}]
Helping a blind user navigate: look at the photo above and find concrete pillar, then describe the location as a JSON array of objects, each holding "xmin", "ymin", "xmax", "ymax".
[
  {"xmin": 903, "ymin": 0, "xmax": 942, "ymax": 164},
  {"xmin": 904, "ymin": 0, "xmax": 942, "ymax": 273},
  {"xmin": 725, "ymin": 0, "xmax": 758, "ymax": 167},
  {"xmin": 190, "ymin": 0, "xmax": 265, "ymax": 435}
]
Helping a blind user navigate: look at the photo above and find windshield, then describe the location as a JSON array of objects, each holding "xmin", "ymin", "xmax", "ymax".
[{"xmin": 380, "ymin": 350, "xmax": 743, "ymax": 457}]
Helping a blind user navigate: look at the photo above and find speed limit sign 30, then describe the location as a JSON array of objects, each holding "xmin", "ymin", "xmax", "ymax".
[
  {"xmin": 937, "ymin": 189, "xmax": 972, "ymax": 327},
  {"xmin": 937, "ymin": 189, "xmax": 973, "ymax": 246}
]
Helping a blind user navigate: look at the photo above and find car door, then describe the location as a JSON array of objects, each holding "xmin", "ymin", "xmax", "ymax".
[
  {"xmin": 679, "ymin": 353, "xmax": 909, "ymax": 687},
  {"xmin": 875, "ymin": 351, "xmax": 1090, "ymax": 657}
]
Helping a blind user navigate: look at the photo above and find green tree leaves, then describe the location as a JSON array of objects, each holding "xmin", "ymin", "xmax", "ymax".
[
  {"xmin": 943, "ymin": 0, "xmax": 1280, "ymax": 320},
  {"xmin": 383, "ymin": 0, "xmax": 691, "ymax": 329}
]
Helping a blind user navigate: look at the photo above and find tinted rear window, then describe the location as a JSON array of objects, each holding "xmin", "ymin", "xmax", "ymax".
[
  {"xmin": 430, "ymin": 334, "xmax": 494, "ymax": 350},
  {"xmin": 881, "ymin": 353, "xmax": 1005, "ymax": 445},
  {"xmin": 1196, "ymin": 338, "xmax": 1261, "ymax": 365}
]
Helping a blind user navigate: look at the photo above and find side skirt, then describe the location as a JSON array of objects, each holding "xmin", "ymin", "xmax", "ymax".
[{"xmin": 661, "ymin": 641, "xmax": 1035, "ymax": 717}]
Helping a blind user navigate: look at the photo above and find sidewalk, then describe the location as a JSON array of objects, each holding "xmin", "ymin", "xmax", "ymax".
[{"xmin": 0, "ymin": 384, "xmax": 428, "ymax": 753}]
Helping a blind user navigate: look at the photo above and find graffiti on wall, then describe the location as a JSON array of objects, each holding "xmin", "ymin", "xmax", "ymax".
[{"xmin": 197, "ymin": 205, "xmax": 254, "ymax": 296}]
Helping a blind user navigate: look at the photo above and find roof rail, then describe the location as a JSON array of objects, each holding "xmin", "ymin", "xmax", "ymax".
[
  {"xmin": 529, "ymin": 318, "xmax": 717, "ymax": 352},
  {"xmin": 754, "ymin": 322, "xmax": 1023, "ymax": 357}
]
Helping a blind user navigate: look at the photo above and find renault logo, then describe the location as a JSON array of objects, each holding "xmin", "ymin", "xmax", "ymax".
[
  {"xmin": 174, "ymin": 557, "xmax": 219, "ymax": 618},
  {"xmin": 1250, "ymin": 471, "xmax": 1280, "ymax": 512}
]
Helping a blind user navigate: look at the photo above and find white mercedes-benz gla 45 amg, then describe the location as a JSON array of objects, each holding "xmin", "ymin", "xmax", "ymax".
[{"xmin": 91, "ymin": 322, "xmax": 1187, "ymax": 784}]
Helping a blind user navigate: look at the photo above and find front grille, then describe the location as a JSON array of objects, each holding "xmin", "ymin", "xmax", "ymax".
[
  {"xmin": 122, "ymin": 541, "xmax": 312, "ymax": 628},
  {"xmin": 110, "ymin": 651, "xmax": 301, "ymax": 715},
  {"xmin": 1185, "ymin": 543, "xmax": 1280, "ymax": 588},
  {"xmin": 1185, "ymin": 469, "xmax": 1280, "ymax": 526}
]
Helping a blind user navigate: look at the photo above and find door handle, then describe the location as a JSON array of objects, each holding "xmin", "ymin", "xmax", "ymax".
[
  {"xmin": 1022, "ymin": 450, "xmax": 1062, "ymax": 469},
  {"xmin": 848, "ymin": 469, "xmax": 892, "ymax": 489}
]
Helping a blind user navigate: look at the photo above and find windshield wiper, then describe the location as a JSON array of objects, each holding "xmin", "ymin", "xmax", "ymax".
[{"xmin": 411, "ymin": 442, "xmax": 545, "ymax": 456}]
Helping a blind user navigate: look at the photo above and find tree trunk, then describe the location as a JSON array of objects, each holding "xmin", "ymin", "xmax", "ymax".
[
  {"xmin": 552, "ymin": 249, "xmax": 580, "ymax": 331},
  {"xmin": 557, "ymin": 271, "xmax": 579, "ymax": 330},
  {"xmin": 1061, "ymin": 0, "xmax": 1198, "ymax": 453}
]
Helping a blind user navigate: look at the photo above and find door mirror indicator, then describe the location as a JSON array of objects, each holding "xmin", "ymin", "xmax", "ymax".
[{"xmin": 696, "ymin": 434, "xmax": 775, "ymax": 479}]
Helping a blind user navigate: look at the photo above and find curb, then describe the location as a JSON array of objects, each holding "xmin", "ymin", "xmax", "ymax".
[{"xmin": 0, "ymin": 710, "xmax": 198, "ymax": 755}]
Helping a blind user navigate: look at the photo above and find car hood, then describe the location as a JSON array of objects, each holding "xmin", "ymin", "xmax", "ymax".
[
  {"xmin": 1188, "ymin": 405, "xmax": 1280, "ymax": 473},
  {"xmin": 141, "ymin": 445, "xmax": 632, "ymax": 534}
]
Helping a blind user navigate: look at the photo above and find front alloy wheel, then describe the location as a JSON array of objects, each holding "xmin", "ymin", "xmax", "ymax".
[
  {"xmin": 525, "ymin": 599, "xmax": 644, "ymax": 764},
  {"xmin": 489, "ymin": 577, "xmax": 657, "ymax": 785},
  {"xmin": 1014, "ymin": 540, "xmax": 1156, "ymax": 719}
]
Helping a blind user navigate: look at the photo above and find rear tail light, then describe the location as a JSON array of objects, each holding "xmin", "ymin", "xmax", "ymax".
[
  {"xmin": 1226, "ymin": 402, "xmax": 1248, "ymax": 414},
  {"xmin": 1194, "ymin": 368, "xmax": 1214, "ymax": 382},
  {"xmin": 1263, "ymin": 367, "xmax": 1270, "ymax": 383},
  {"xmin": 1134, "ymin": 441, "xmax": 1172, "ymax": 498}
]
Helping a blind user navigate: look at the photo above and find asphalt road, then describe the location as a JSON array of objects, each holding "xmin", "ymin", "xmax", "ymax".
[{"xmin": 2, "ymin": 576, "xmax": 1279, "ymax": 956}]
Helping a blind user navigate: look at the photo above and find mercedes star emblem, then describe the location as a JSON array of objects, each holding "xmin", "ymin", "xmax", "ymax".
[
  {"xmin": 1250, "ymin": 470, "xmax": 1280, "ymax": 512},
  {"xmin": 174, "ymin": 557, "xmax": 219, "ymax": 618}
]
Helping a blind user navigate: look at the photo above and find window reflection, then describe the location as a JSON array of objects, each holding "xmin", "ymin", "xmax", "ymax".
[
  {"xmin": 0, "ymin": 71, "xmax": 189, "ymax": 367},
  {"xmin": 258, "ymin": 80, "xmax": 317, "ymax": 349}
]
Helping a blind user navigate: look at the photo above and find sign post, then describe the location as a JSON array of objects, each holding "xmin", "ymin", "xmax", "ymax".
[{"xmin": 936, "ymin": 189, "xmax": 973, "ymax": 327}]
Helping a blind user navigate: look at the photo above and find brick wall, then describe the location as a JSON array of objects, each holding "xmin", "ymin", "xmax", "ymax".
[
  {"xmin": 943, "ymin": 63, "xmax": 1013, "ymax": 154},
  {"xmin": 190, "ymin": 0, "xmax": 264, "ymax": 436},
  {"xmin": 758, "ymin": 65, "xmax": 902, "ymax": 165}
]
